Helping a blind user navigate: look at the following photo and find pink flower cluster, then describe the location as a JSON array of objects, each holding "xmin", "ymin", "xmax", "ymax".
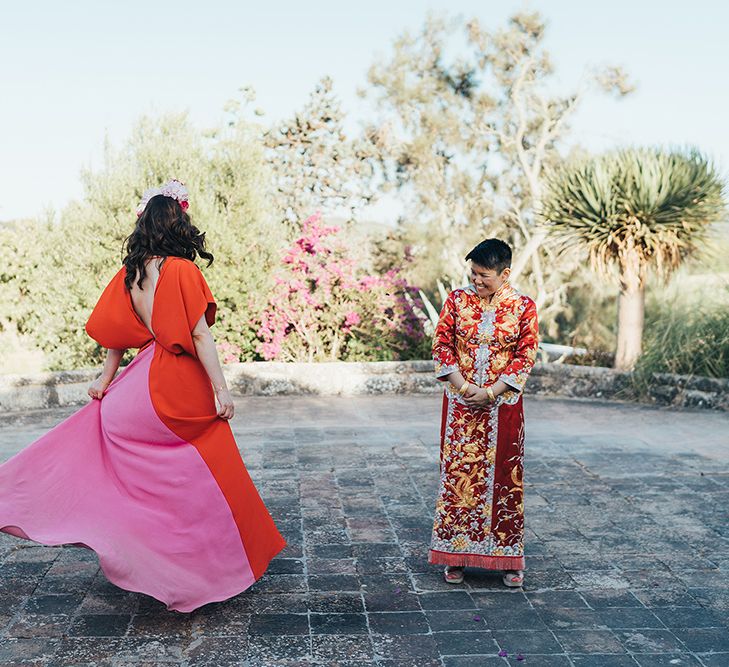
[
  {"xmin": 216, "ymin": 340, "xmax": 244, "ymax": 365},
  {"xmin": 256, "ymin": 213, "xmax": 426, "ymax": 362}
]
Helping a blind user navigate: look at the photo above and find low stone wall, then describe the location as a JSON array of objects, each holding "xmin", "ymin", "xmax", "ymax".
[
  {"xmin": 225, "ymin": 360, "xmax": 439, "ymax": 396},
  {"xmin": 0, "ymin": 361, "xmax": 727, "ymax": 412},
  {"xmin": 527, "ymin": 364, "xmax": 729, "ymax": 410},
  {"xmin": 0, "ymin": 369, "xmax": 100, "ymax": 413},
  {"xmin": 649, "ymin": 372, "xmax": 729, "ymax": 410}
]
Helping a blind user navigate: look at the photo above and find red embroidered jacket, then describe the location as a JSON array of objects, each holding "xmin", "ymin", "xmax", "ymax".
[{"xmin": 432, "ymin": 282, "xmax": 539, "ymax": 400}]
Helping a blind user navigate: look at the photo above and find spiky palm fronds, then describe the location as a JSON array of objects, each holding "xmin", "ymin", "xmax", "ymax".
[{"xmin": 540, "ymin": 148, "xmax": 726, "ymax": 282}]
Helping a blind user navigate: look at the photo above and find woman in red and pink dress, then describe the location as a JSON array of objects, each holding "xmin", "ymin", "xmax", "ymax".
[{"xmin": 0, "ymin": 180, "xmax": 285, "ymax": 612}]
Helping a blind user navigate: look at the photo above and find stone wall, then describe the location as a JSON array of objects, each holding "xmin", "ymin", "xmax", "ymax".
[
  {"xmin": 0, "ymin": 361, "xmax": 727, "ymax": 412},
  {"xmin": 0, "ymin": 369, "xmax": 100, "ymax": 413},
  {"xmin": 527, "ymin": 364, "xmax": 729, "ymax": 410}
]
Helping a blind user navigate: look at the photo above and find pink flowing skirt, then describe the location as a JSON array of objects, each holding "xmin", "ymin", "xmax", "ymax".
[{"xmin": 0, "ymin": 345, "xmax": 271, "ymax": 612}]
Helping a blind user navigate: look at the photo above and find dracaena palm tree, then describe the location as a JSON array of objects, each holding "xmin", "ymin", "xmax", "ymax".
[{"xmin": 540, "ymin": 148, "xmax": 726, "ymax": 370}]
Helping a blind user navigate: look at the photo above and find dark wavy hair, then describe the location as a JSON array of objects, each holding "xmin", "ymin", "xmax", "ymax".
[{"xmin": 122, "ymin": 194, "xmax": 213, "ymax": 290}]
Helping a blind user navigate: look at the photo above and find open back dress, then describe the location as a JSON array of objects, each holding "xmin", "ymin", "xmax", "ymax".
[{"xmin": 0, "ymin": 256, "xmax": 286, "ymax": 612}]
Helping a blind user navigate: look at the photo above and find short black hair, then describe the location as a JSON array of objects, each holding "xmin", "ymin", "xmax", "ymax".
[{"xmin": 465, "ymin": 238, "xmax": 512, "ymax": 273}]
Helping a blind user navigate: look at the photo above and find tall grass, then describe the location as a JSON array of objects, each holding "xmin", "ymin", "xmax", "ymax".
[
  {"xmin": 636, "ymin": 267, "xmax": 729, "ymax": 379},
  {"xmin": 637, "ymin": 302, "xmax": 729, "ymax": 379}
]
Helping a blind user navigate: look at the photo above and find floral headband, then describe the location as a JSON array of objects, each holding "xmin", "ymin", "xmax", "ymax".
[{"xmin": 136, "ymin": 179, "xmax": 189, "ymax": 216}]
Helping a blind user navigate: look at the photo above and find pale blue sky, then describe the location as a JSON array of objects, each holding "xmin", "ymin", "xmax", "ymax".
[{"xmin": 1, "ymin": 0, "xmax": 727, "ymax": 221}]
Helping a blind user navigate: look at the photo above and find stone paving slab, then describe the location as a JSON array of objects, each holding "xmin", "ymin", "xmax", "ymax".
[{"xmin": 0, "ymin": 395, "xmax": 727, "ymax": 666}]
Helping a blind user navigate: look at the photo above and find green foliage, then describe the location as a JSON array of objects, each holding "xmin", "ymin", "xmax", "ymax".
[
  {"xmin": 369, "ymin": 222, "xmax": 473, "ymax": 301},
  {"xmin": 549, "ymin": 270, "xmax": 617, "ymax": 352},
  {"xmin": 1, "ymin": 93, "xmax": 420, "ymax": 372},
  {"xmin": 259, "ymin": 77, "xmax": 377, "ymax": 229},
  {"xmin": 560, "ymin": 262, "xmax": 729, "ymax": 377},
  {"xmin": 636, "ymin": 280, "xmax": 729, "ymax": 379},
  {"xmin": 541, "ymin": 148, "xmax": 727, "ymax": 281},
  {"xmin": 3, "ymin": 205, "xmax": 117, "ymax": 369},
  {"xmin": 2, "ymin": 113, "xmax": 281, "ymax": 370},
  {"xmin": 541, "ymin": 147, "xmax": 726, "ymax": 369},
  {"xmin": 641, "ymin": 306, "xmax": 729, "ymax": 379}
]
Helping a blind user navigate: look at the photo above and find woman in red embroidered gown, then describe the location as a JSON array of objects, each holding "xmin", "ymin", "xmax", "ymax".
[
  {"xmin": 0, "ymin": 181, "xmax": 286, "ymax": 612},
  {"xmin": 429, "ymin": 239, "xmax": 539, "ymax": 587}
]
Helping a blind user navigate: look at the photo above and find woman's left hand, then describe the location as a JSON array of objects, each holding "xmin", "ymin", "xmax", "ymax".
[
  {"xmin": 215, "ymin": 388, "xmax": 235, "ymax": 420},
  {"xmin": 463, "ymin": 386, "xmax": 496, "ymax": 407}
]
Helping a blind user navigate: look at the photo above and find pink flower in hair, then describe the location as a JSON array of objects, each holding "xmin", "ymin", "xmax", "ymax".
[{"xmin": 136, "ymin": 178, "xmax": 190, "ymax": 216}]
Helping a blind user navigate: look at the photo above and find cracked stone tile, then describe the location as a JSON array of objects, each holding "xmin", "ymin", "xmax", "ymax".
[
  {"xmin": 183, "ymin": 635, "xmax": 248, "ymax": 663},
  {"xmin": 369, "ymin": 611, "xmax": 431, "ymax": 635},
  {"xmin": 310, "ymin": 633, "xmax": 374, "ymax": 662},
  {"xmin": 307, "ymin": 592, "xmax": 365, "ymax": 614},
  {"xmin": 51, "ymin": 637, "xmax": 183, "ymax": 664},
  {"xmin": 6, "ymin": 614, "xmax": 72, "ymax": 639},
  {"xmin": 650, "ymin": 606, "xmax": 728, "ymax": 629},
  {"xmin": 128, "ymin": 611, "xmax": 196, "ymax": 637},
  {"xmin": 67, "ymin": 614, "xmax": 132, "ymax": 637},
  {"xmin": 534, "ymin": 607, "xmax": 606, "ymax": 630},
  {"xmin": 310, "ymin": 613, "xmax": 368, "ymax": 635},
  {"xmin": 672, "ymin": 627, "xmax": 729, "ymax": 653},
  {"xmin": 245, "ymin": 635, "xmax": 312, "ymax": 667},
  {"xmin": 633, "ymin": 655, "xmax": 702, "ymax": 666},
  {"xmin": 571, "ymin": 572, "xmax": 631, "ymax": 590},
  {"xmin": 24, "ymin": 593, "xmax": 84, "ymax": 615},
  {"xmin": 505, "ymin": 657, "xmax": 572, "ymax": 667},
  {"xmin": 492, "ymin": 629, "xmax": 564, "ymax": 655},
  {"xmin": 614, "ymin": 629, "xmax": 687, "ymax": 653},
  {"xmin": 247, "ymin": 613, "xmax": 309, "ymax": 636},
  {"xmin": 0, "ymin": 638, "xmax": 60, "ymax": 666},
  {"xmin": 553, "ymin": 629, "xmax": 626, "ymax": 654},
  {"xmin": 569, "ymin": 656, "xmax": 638, "ymax": 666},
  {"xmin": 371, "ymin": 633, "xmax": 441, "ymax": 665}
]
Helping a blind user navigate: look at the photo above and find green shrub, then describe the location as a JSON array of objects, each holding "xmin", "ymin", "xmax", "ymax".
[{"xmin": 2, "ymin": 113, "xmax": 281, "ymax": 370}]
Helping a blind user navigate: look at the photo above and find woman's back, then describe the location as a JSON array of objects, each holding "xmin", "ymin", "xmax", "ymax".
[{"xmin": 128, "ymin": 256, "xmax": 164, "ymax": 337}]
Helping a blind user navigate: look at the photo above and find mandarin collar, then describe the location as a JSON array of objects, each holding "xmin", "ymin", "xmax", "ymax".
[{"xmin": 468, "ymin": 280, "xmax": 513, "ymax": 307}]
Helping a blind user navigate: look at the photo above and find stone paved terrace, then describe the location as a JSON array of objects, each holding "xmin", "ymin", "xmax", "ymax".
[{"xmin": 0, "ymin": 395, "xmax": 728, "ymax": 667}]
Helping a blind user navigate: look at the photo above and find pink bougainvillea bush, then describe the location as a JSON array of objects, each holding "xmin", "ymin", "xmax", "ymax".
[{"xmin": 256, "ymin": 213, "xmax": 428, "ymax": 362}]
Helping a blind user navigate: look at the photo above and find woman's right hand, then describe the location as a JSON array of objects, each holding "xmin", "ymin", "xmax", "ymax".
[
  {"xmin": 216, "ymin": 387, "xmax": 235, "ymax": 420},
  {"xmin": 463, "ymin": 386, "xmax": 494, "ymax": 407},
  {"xmin": 88, "ymin": 376, "xmax": 111, "ymax": 400}
]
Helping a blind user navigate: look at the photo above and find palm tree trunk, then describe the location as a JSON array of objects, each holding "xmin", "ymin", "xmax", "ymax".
[{"xmin": 615, "ymin": 252, "xmax": 645, "ymax": 371}]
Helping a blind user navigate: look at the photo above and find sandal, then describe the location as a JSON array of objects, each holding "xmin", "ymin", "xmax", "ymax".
[
  {"xmin": 502, "ymin": 570, "xmax": 524, "ymax": 588},
  {"xmin": 444, "ymin": 566, "xmax": 464, "ymax": 584}
]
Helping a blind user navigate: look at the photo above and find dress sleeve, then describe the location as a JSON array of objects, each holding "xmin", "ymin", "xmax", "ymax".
[
  {"xmin": 152, "ymin": 259, "xmax": 217, "ymax": 357},
  {"xmin": 499, "ymin": 298, "xmax": 539, "ymax": 392},
  {"xmin": 432, "ymin": 291, "xmax": 459, "ymax": 380},
  {"xmin": 86, "ymin": 269, "xmax": 151, "ymax": 350}
]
